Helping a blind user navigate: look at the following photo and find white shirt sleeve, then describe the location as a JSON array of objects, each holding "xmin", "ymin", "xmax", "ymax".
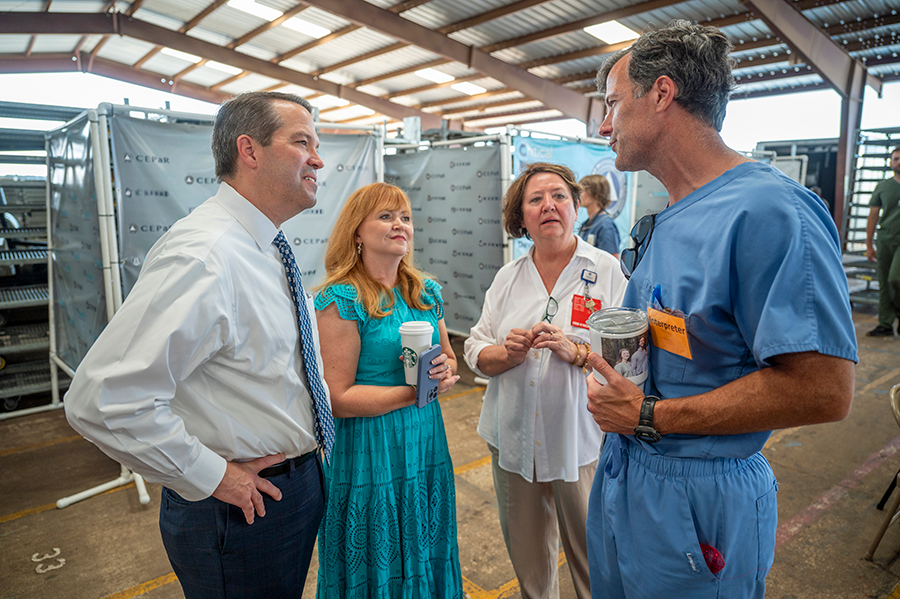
[{"xmin": 65, "ymin": 251, "xmax": 231, "ymax": 500}]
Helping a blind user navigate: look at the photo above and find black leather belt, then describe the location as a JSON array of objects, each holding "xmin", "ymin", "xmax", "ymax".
[{"xmin": 258, "ymin": 451, "xmax": 317, "ymax": 479}]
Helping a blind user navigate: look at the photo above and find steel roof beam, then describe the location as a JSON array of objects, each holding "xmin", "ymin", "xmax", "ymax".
[
  {"xmin": 299, "ymin": 0, "xmax": 604, "ymax": 126},
  {"xmin": 480, "ymin": 0, "xmax": 688, "ymax": 53},
  {"xmin": 743, "ymin": 0, "xmax": 882, "ymax": 97},
  {"xmin": 0, "ymin": 53, "xmax": 232, "ymax": 104},
  {"xmin": 0, "ymin": 12, "xmax": 442, "ymax": 128},
  {"xmin": 0, "ymin": 100, "xmax": 82, "ymax": 121},
  {"xmin": 0, "ymin": 128, "xmax": 48, "ymax": 152}
]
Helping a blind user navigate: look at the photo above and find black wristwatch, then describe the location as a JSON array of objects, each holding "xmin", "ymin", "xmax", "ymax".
[{"xmin": 634, "ymin": 395, "xmax": 662, "ymax": 443}]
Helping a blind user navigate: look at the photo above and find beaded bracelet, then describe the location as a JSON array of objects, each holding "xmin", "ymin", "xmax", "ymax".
[{"xmin": 570, "ymin": 342, "xmax": 581, "ymax": 365}]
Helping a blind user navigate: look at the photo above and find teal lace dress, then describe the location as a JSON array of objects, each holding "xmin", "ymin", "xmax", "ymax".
[{"xmin": 314, "ymin": 279, "xmax": 463, "ymax": 599}]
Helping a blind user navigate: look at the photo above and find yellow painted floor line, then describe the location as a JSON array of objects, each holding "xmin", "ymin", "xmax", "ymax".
[
  {"xmin": 464, "ymin": 550, "xmax": 567, "ymax": 599},
  {"xmin": 889, "ymin": 580, "xmax": 900, "ymax": 599},
  {"xmin": 765, "ymin": 427, "xmax": 800, "ymax": 448},
  {"xmin": 455, "ymin": 455, "xmax": 491, "ymax": 476},
  {"xmin": 0, "ymin": 434, "xmax": 82, "ymax": 458},
  {"xmin": 859, "ymin": 368, "xmax": 900, "ymax": 395},
  {"xmin": 102, "ymin": 573, "xmax": 178, "ymax": 599},
  {"xmin": 765, "ymin": 368, "xmax": 900, "ymax": 450},
  {"xmin": 440, "ymin": 386, "xmax": 484, "ymax": 403},
  {"xmin": 0, "ymin": 501, "xmax": 57, "ymax": 524},
  {"xmin": 0, "ymin": 482, "xmax": 134, "ymax": 524}
]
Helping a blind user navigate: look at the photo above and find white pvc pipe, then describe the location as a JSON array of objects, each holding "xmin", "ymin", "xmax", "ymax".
[
  {"xmin": 57, "ymin": 469, "xmax": 134, "ymax": 509},
  {"xmin": 97, "ymin": 111, "xmax": 123, "ymax": 312},
  {"xmin": 44, "ymin": 142, "xmax": 61, "ymax": 410},
  {"xmin": 376, "ymin": 123, "xmax": 385, "ymax": 183},
  {"xmin": 0, "ymin": 402, "xmax": 65, "ymax": 421},
  {"xmin": 88, "ymin": 111, "xmax": 117, "ymax": 323},
  {"xmin": 134, "ymin": 473, "xmax": 151, "ymax": 505},
  {"xmin": 50, "ymin": 354, "xmax": 76, "ymax": 378},
  {"xmin": 500, "ymin": 132, "xmax": 513, "ymax": 266}
]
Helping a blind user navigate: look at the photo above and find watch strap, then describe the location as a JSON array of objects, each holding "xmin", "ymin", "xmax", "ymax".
[{"xmin": 634, "ymin": 395, "xmax": 662, "ymax": 443}]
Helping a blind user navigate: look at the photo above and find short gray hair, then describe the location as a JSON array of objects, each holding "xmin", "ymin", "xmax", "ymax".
[
  {"xmin": 212, "ymin": 91, "xmax": 314, "ymax": 180},
  {"xmin": 596, "ymin": 20, "xmax": 736, "ymax": 131}
]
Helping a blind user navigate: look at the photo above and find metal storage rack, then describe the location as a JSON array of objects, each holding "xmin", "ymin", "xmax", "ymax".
[
  {"xmin": 0, "ymin": 101, "xmax": 81, "ymax": 418},
  {"xmin": 0, "ymin": 177, "xmax": 70, "ymax": 416},
  {"xmin": 844, "ymin": 127, "xmax": 900, "ymax": 306}
]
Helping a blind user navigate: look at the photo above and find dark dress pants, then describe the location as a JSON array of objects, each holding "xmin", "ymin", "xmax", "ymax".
[{"xmin": 159, "ymin": 454, "xmax": 324, "ymax": 599}]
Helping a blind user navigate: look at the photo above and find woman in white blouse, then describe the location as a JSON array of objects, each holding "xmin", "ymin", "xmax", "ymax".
[{"xmin": 464, "ymin": 162, "xmax": 627, "ymax": 599}]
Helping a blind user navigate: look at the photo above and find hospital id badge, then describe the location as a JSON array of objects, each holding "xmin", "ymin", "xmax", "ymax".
[
  {"xmin": 571, "ymin": 294, "xmax": 596, "ymax": 329},
  {"xmin": 648, "ymin": 306, "xmax": 692, "ymax": 360}
]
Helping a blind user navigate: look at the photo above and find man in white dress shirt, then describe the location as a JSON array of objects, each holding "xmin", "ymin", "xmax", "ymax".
[{"xmin": 65, "ymin": 91, "xmax": 330, "ymax": 598}]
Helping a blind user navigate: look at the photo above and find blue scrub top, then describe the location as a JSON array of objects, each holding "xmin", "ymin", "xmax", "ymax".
[
  {"xmin": 623, "ymin": 162, "xmax": 858, "ymax": 459},
  {"xmin": 579, "ymin": 211, "xmax": 621, "ymax": 255}
]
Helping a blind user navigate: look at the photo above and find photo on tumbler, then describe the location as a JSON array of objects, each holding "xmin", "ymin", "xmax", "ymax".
[{"xmin": 588, "ymin": 307, "xmax": 649, "ymax": 386}]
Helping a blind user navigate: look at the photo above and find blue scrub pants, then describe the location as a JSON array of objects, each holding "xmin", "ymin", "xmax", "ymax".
[
  {"xmin": 159, "ymin": 454, "xmax": 325, "ymax": 599},
  {"xmin": 586, "ymin": 436, "xmax": 778, "ymax": 599}
]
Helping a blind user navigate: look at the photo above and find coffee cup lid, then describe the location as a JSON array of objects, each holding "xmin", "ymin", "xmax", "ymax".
[
  {"xmin": 399, "ymin": 320, "xmax": 434, "ymax": 333},
  {"xmin": 587, "ymin": 307, "xmax": 648, "ymax": 335}
]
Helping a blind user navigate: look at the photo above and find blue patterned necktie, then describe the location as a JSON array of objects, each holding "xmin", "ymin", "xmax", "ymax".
[{"xmin": 272, "ymin": 231, "xmax": 334, "ymax": 462}]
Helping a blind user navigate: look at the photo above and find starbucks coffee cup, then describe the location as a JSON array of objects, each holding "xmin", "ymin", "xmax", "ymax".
[
  {"xmin": 587, "ymin": 307, "xmax": 650, "ymax": 387},
  {"xmin": 400, "ymin": 321, "xmax": 435, "ymax": 385}
]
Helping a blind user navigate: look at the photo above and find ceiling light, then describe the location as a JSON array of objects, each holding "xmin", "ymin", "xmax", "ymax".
[
  {"xmin": 207, "ymin": 61, "xmax": 243, "ymax": 75},
  {"xmin": 415, "ymin": 68, "xmax": 454, "ymax": 84},
  {"xmin": 584, "ymin": 21, "xmax": 639, "ymax": 44},
  {"xmin": 283, "ymin": 17, "xmax": 331, "ymax": 39},
  {"xmin": 161, "ymin": 48, "xmax": 202, "ymax": 63},
  {"xmin": 354, "ymin": 107, "xmax": 376, "ymax": 116},
  {"xmin": 227, "ymin": 0, "xmax": 282, "ymax": 22},
  {"xmin": 309, "ymin": 95, "xmax": 350, "ymax": 108},
  {"xmin": 451, "ymin": 82, "xmax": 486, "ymax": 96}
]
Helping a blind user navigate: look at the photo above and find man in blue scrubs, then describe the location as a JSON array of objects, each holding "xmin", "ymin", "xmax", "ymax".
[{"xmin": 584, "ymin": 20, "xmax": 858, "ymax": 599}]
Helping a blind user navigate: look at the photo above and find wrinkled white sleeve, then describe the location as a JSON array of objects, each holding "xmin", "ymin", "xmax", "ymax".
[
  {"xmin": 65, "ymin": 252, "xmax": 231, "ymax": 500},
  {"xmin": 605, "ymin": 253, "xmax": 628, "ymax": 307}
]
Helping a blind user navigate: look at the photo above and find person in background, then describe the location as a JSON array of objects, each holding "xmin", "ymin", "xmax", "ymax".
[
  {"xmin": 578, "ymin": 174, "xmax": 621, "ymax": 257},
  {"xmin": 465, "ymin": 162, "xmax": 627, "ymax": 599},
  {"xmin": 613, "ymin": 348, "xmax": 632, "ymax": 378},
  {"xmin": 629, "ymin": 335, "xmax": 648, "ymax": 378},
  {"xmin": 586, "ymin": 20, "xmax": 857, "ymax": 599},
  {"xmin": 314, "ymin": 182, "xmax": 462, "ymax": 598},
  {"xmin": 865, "ymin": 144, "xmax": 900, "ymax": 337},
  {"xmin": 65, "ymin": 91, "xmax": 331, "ymax": 598}
]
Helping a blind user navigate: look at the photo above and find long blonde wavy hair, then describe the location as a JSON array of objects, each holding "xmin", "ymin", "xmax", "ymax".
[{"xmin": 317, "ymin": 182, "xmax": 434, "ymax": 319}]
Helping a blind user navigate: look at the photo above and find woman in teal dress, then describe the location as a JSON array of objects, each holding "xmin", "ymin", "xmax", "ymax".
[{"xmin": 314, "ymin": 182, "xmax": 463, "ymax": 598}]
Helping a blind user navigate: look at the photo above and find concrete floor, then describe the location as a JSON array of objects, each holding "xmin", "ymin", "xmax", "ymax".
[{"xmin": 2, "ymin": 305, "xmax": 900, "ymax": 599}]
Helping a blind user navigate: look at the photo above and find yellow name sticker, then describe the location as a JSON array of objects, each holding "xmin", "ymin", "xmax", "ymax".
[{"xmin": 648, "ymin": 306, "xmax": 693, "ymax": 360}]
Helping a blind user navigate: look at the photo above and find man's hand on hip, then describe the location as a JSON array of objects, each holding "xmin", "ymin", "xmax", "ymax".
[{"xmin": 212, "ymin": 453, "xmax": 286, "ymax": 524}]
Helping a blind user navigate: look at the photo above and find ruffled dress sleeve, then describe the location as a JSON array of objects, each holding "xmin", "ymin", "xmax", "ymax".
[
  {"xmin": 422, "ymin": 278, "xmax": 444, "ymax": 321},
  {"xmin": 315, "ymin": 284, "xmax": 368, "ymax": 327}
]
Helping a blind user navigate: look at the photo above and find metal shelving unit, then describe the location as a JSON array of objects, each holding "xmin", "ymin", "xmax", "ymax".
[
  {"xmin": 0, "ymin": 249, "xmax": 48, "ymax": 266},
  {"xmin": 0, "ymin": 322, "xmax": 50, "ymax": 354},
  {"xmin": 0, "ymin": 173, "xmax": 70, "ymax": 417},
  {"xmin": 844, "ymin": 127, "xmax": 900, "ymax": 307},
  {"xmin": 0, "ymin": 361, "xmax": 67, "ymax": 402},
  {"xmin": 0, "ymin": 284, "xmax": 50, "ymax": 309}
]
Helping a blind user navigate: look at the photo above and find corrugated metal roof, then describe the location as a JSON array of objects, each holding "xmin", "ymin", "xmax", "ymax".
[{"xmin": 1, "ymin": 0, "xmax": 898, "ymax": 129}]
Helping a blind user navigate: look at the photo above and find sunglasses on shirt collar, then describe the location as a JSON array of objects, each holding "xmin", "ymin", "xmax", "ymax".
[{"xmin": 619, "ymin": 214, "xmax": 656, "ymax": 280}]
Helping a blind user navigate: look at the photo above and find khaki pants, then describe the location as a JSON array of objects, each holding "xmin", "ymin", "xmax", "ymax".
[{"xmin": 489, "ymin": 444, "xmax": 595, "ymax": 599}]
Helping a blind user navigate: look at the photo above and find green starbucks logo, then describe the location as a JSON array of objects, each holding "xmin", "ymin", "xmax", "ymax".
[{"xmin": 402, "ymin": 347, "xmax": 418, "ymax": 369}]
